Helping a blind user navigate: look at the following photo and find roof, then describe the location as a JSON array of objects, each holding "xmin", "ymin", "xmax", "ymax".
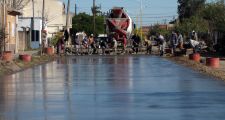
[
  {"xmin": 7, "ymin": 8, "xmax": 22, "ymax": 16},
  {"xmin": 19, "ymin": 17, "xmax": 42, "ymax": 19}
]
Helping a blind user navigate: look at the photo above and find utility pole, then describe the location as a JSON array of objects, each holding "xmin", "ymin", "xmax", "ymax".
[
  {"xmin": 30, "ymin": 0, "xmax": 35, "ymax": 47},
  {"xmin": 93, "ymin": 0, "xmax": 96, "ymax": 36},
  {"xmin": 13, "ymin": 0, "xmax": 16, "ymax": 8},
  {"xmin": 41, "ymin": 0, "xmax": 45, "ymax": 55},
  {"xmin": 66, "ymin": 0, "xmax": 71, "ymax": 31},
  {"xmin": 12, "ymin": 0, "xmax": 19, "ymax": 53},
  {"xmin": 32, "ymin": 0, "xmax": 35, "ymax": 19},
  {"xmin": 3, "ymin": 0, "xmax": 6, "ymax": 51},
  {"xmin": 65, "ymin": 0, "xmax": 71, "ymax": 52},
  {"xmin": 75, "ymin": 4, "xmax": 77, "ymax": 16}
]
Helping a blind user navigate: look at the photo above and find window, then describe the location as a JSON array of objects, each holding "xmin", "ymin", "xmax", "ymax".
[
  {"xmin": 36, "ymin": 31, "xmax": 40, "ymax": 41},
  {"xmin": 32, "ymin": 30, "xmax": 35, "ymax": 41},
  {"xmin": 32, "ymin": 30, "xmax": 40, "ymax": 42}
]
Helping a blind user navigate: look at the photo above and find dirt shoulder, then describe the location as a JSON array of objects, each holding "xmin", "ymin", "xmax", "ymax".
[
  {"xmin": 0, "ymin": 55, "xmax": 60, "ymax": 76},
  {"xmin": 165, "ymin": 56, "xmax": 225, "ymax": 81}
]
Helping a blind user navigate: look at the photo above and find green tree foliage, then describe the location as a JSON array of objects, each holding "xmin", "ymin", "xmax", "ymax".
[
  {"xmin": 178, "ymin": 0, "xmax": 205, "ymax": 21},
  {"xmin": 176, "ymin": 0, "xmax": 225, "ymax": 52},
  {"xmin": 175, "ymin": 16, "xmax": 209, "ymax": 36},
  {"xmin": 148, "ymin": 24, "xmax": 171, "ymax": 40},
  {"xmin": 72, "ymin": 12, "xmax": 105, "ymax": 36},
  {"xmin": 200, "ymin": 1, "xmax": 225, "ymax": 51},
  {"xmin": 149, "ymin": 25, "xmax": 168, "ymax": 36},
  {"xmin": 201, "ymin": 2, "xmax": 225, "ymax": 32},
  {"xmin": 95, "ymin": 15, "xmax": 105, "ymax": 35},
  {"xmin": 50, "ymin": 32, "xmax": 63, "ymax": 47}
]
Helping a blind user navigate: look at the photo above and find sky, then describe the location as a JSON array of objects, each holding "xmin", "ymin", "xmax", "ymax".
[{"xmin": 62, "ymin": 0, "xmax": 178, "ymax": 26}]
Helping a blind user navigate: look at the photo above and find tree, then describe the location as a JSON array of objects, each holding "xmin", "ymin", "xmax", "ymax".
[
  {"xmin": 0, "ymin": 0, "xmax": 30, "ymax": 53},
  {"xmin": 72, "ymin": 12, "xmax": 104, "ymax": 36},
  {"xmin": 148, "ymin": 25, "xmax": 162, "ymax": 36},
  {"xmin": 200, "ymin": 1, "xmax": 225, "ymax": 52},
  {"xmin": 50, "ymin": 32, "xmax": 63, "ymax": 47},
  {"xmin": 0, "ymin": 0, "xmax": 30, "ymax": 10},
  {"xmin": 177, "ymin": 0, "xmax": 225, "ymax": 52},
  {"xmin": 178, "ymin": 0, "xmax": 206, "ymax": 21},
  {"xmin": 201, "ymin": 2, "xmax": 225, "ymax": 32},
  {"xmin": 175, "ymin": 16, "xmax": 209, "ymax": 36},
  {"xmin": 148, "ymin": 24, "xmax": 171, "ymax": 40}
]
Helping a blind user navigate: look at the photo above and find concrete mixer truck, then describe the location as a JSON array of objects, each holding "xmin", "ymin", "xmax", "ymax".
[{"xmin": 106, "ymin": 7, "xmax": 133, "ymax": 50}]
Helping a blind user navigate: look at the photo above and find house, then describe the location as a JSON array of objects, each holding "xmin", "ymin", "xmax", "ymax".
[
  {"xmin": 141, "ymin": 26, "xmax": 151, "ymax": 36},
  {"xmin": 141, "ymin": 24, "xmax": 174, "ymax": 36},
  {"xmin": 5, "ymin": 9, "xmax": 22, "ymax": 53},
  {"xmin": 0, "ymin": 6, "xmax": 21, "ymax": 54},
  {"xmin": 22, "ymin": 0, "xmax": 73, "ymax": 38},
  {"xmin": 18, "ymin": 17, "xmax": 42, "ymax": 50}
]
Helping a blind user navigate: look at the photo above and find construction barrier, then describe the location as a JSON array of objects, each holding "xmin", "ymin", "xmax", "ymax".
[
  {"xmin": 189, "ymin": 53, "xmax": 201, "ymax": 62},
  {"xmin": 19, "ymin": 54, "xmax": 31, "ymax": 62},
  {"xmin": 165, "ymin": 48, "xmax": 172, "ymax": 54},
  {"xmin": 206, "ymin": 57, "xmax": 220, "ymax": 68},
  {"xmin": 2, "ymin": 51, "xmax": 13, "ymax": 62},
  {"xmin": 46, "ymin": 47, "xmax": 54, "ymax": 55}
]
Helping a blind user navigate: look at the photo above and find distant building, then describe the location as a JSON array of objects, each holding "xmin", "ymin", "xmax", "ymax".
[
  {"xmin": 141, "ymin": 24, "xmax": 175, "ymax": 36},
  {"xmin": 158, "ymin": 24, "xmax": 174, "ymax": 30},
  {"xmin": 22, "ymin": 0, "xmax": 73, "ymax": 38},
  {"xmin": 141, "ymin": 26, "xmax": 151, "ymax": 36}
]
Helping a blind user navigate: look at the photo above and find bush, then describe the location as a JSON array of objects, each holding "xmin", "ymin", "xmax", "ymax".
[
  {"xmin": 148, "ymin": 24, "xmax": 171, "ymax": 41},
  {"xmin": 50, "ymin": 32, "xmax": 63, "ymax": 47}
]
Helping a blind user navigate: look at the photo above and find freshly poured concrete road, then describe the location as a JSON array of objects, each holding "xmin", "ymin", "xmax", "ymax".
[{"xmin": 1, "ymin": 55, "xmax": 225, "ymax": 120}]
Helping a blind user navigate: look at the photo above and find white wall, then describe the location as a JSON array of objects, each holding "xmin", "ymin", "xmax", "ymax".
[
  {"xmin": 18, "ymin": 18, "xmax": 42, "ymax": 45},
  {"xmin": 18, "ymin": 18, "xmax": 42, "ymax": 31},
  {"xmin": 22, "ymin": 0, "xmax": 71, "ymax": 38}
]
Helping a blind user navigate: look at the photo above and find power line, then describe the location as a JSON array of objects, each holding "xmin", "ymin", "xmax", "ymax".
[{"xmin": 131, "ymin": 15, "xmax": 177, "ymax": 18}]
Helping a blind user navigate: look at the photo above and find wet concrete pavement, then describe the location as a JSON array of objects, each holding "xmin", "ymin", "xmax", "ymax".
[{"xmin": 1, "ymin": 55, "xmax": 225, "ymax": 120}]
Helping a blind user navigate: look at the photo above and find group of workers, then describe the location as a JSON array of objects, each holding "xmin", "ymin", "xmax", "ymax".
[
  {"xmin": 71, "ymin": 32, "xmax": 131, "ymax": 55},
  {"xmin": 56, "ymin": 31, "xmax": 97, "ymax": 55},
  {"xmin": 56, "ymin": 30, "xmax": 203, "ymax": 55},
  {"xmin": 155, "ymin": 31, "xmax": 185, "ymax": 56},
  {"xmin": 148, "ymin": 30, "xmax": 201, "ymax": 56},
  {"xmin": 74, "ymin": 33, "xmax": 97, "ymax": 55}
]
